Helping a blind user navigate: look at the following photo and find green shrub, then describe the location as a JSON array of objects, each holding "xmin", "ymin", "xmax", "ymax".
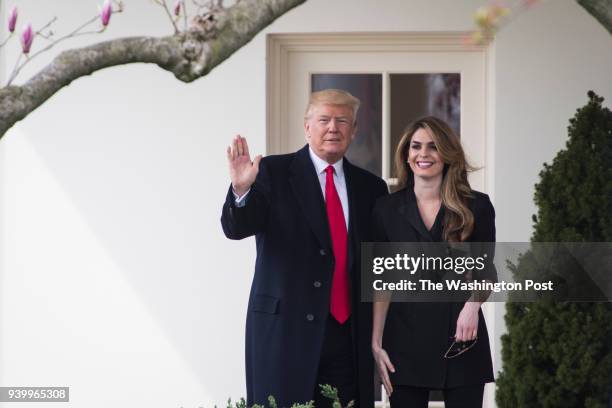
[
  {"xmin": 213, "ymin": 385, "xmax": 351, "ymax": 408},
  {"xmin": 496, "ymin": 92, "xmax": 612, "ymax": 408}
]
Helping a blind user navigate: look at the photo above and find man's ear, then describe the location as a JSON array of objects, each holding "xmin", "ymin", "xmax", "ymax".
[
  {"xmin": 351, "ymin": 125, "xmax": 358, "ymax": 141},
  {"xmin": 304, "ymin": 120, "xmax": 311, "ymax": 140}
]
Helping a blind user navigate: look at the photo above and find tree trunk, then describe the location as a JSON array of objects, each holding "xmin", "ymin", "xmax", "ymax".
[{"xmin": 577, "ymin": 0, "xmax": 612, "ymax": 35}]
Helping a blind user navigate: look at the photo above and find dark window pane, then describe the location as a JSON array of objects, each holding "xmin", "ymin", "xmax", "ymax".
[
  {"xmin": 312, "ymin": 74, "xmax": 383, "ymax": 177},
  {"xmin": 390, "ymin": 73, "xmax": 460, "ymax": 177}
]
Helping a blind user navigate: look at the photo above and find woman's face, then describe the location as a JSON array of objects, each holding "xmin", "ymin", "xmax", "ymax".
[{"xmin": 407, "ymin": 127, "xmax": 444, "ymax": 180}]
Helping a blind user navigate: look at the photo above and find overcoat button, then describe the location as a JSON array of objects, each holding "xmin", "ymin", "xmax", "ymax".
[
  {"xmin": 313, "ymin": 281, "xmax": 322, "ymax": 288},
  {"xmin": 306, "ymin": 314, "xmax": 314, "ymax": 321},
  {"xmin": 319, "ymin": 249, "xmax": 326, "ymax": 256}
]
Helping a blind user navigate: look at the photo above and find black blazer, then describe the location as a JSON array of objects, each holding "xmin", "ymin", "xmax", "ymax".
[
  {"xmin": 221, "ymin": 145, "xmax": 388, "ymax": 407},
  {"xmin": 371, "ymin": 187, "xmax": 496, "ymax": 388}
]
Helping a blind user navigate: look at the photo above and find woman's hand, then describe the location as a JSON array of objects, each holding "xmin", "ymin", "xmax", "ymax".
[
  {"xmin": 372, "ymin": 344, "xmax": 395, "ymax": 396},
  {"xmin": 455, "ymin": 302, "xmax": 481, "ymax": 341}
]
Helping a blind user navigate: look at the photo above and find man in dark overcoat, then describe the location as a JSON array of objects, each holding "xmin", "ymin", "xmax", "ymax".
[{"xmin": 221, "ymin": 89, "xmax": 388, "ymax": 408}]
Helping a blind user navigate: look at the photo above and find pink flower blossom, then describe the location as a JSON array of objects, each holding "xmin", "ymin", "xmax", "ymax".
[
  {"xmin": 8, "ymin": 6, "xmax": 18, "ymax": 33},
  {"xmin": 20, "ymin": 23, "xmax": 33, "ymax": 54},
  {"xmin": 173, "ymin": 0, "xmax": 181, "ymax": 17},
  {"xmin": 100, "ymin": 0, "xmax": 112, "ymax": 26}
]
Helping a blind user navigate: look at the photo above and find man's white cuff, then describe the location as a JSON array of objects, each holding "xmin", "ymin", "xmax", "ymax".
[{"xmin": 232, "ymin": 188, "xmax": 251, "ymax": 207}]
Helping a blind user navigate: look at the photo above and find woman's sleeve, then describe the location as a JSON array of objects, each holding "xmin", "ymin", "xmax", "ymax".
[
  {"xmin": 371, "ymin": 199, "xmax": 389, "ymax": 243},
  {"xmin": 472, "ymin": 194, "xmax": 498, "ymax": 282},
  {"xmin": 370, "ymin": 198, "xmax": 394, "ymax": 302}
]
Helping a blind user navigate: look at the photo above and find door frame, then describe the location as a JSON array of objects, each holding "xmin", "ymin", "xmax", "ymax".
[{"xmin": 266, "ymin": 32, "xmax": 498, "ymax": 408}]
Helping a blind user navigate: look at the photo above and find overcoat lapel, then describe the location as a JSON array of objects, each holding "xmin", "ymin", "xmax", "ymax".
[
  {"xmin": 399, "ymin": 185, "xmax": 445, "ymax": 242},
  {"xmin": 343, "ymin": 158, "xmax": 358, "ymax": 277},
  {"xmin": 343, "ymin": 158, "xmax": 360, "ymax": 364},
  {"xmin": 397, "ymin": 188, "xmax": 436, "ymax": 242},
  {"xmin": 289, "ymin": 146, "xmax": 332, "ymax": 251}
]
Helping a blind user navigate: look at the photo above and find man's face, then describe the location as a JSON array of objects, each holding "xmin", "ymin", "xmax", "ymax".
[{"xmin": 304, "ymin": 103, "xmax": 356, "ymax": 164}]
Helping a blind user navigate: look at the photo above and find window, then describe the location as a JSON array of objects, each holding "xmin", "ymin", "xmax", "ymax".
[{"xmin": 312, "ymin": 73, "xmax": 461, "ymax": 182}]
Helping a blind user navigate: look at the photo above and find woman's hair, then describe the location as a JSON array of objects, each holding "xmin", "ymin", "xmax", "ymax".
[{"xmin": 395, "ymin": 116, "xmax": 476, "ymax": 242}]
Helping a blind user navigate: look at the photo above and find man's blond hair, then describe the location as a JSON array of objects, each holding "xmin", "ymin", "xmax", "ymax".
[{"xmin": 304, "ymin": 89, "xmax": 360, "ymax": 124}]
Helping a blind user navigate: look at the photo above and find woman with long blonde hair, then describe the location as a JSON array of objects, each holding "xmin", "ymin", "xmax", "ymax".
[{"xmin": 371, "ymin": 116, "xmax": 496, "ymax": 407}]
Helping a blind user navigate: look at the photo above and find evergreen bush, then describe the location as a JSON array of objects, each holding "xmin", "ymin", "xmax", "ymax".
[{"xmin": 496, "ymin": 92, "xmax": 612, "ymax": 408}]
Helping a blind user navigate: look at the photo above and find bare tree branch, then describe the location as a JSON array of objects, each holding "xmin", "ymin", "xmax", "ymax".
[
  {"xmin": 158, "ymin": 0, "xmax": 180, "ymax": 33},
  {"xmin": 182, "ymin": 0, "xmax": 189, "ymax": 31},
  {"xmin": 577, "ymin": 0, "xmax": 612, "ymax": 35},
  {"xmin": 0, "ymin": 0, "xmax": 305, "ymax": 138}
]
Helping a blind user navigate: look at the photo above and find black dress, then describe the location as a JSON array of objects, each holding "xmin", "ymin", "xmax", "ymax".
[{"xmin": 371, "ymin": 187, "xmax": 496, "ymax": 388}]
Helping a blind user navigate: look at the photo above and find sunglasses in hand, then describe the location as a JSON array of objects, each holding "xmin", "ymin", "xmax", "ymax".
[{"xmin": 444, "ymin": 336, "xmax": 478, "ymax": 359}]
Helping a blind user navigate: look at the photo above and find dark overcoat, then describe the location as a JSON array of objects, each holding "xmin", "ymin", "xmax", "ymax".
[
  {"xmin": 371, "ymin": 187, "xmax": 496, "ymax": 388},
  {"xmin": 221, "ymin": 145, "xmax": 388, "ymax": 407}
]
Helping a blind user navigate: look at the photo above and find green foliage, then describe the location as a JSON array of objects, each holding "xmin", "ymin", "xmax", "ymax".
[
  {"xmin": 496, "ymin": 92, "xmax": 612, "ymax": 408},
  {"xmin": 207, "ymin": 385, "xmax": 351, "ymax": 408},
  {"xmin": 289, "ymin": 402, "xmax": 315, "ymax": 408},
  {"xmin": 531, "ymin": 92, "xmax": 612, "ymax": 243},
  {"xmin": 318, "ymin": 384, "xmax": 347, "ymax": 408}
]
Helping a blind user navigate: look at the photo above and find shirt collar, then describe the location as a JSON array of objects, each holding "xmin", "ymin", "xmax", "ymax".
[{"xmin": 308, "ymin": 146, "xmax": 344, "ymax": 177}]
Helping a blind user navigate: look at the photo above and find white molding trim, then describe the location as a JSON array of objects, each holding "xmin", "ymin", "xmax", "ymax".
[{"xmin": 266, "ymin": 32, "xmax": 489, "ymax": 156}]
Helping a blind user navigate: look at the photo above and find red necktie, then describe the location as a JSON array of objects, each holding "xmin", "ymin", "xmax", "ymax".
[{"xmin": 325, "ymin": 165, "xmax": 350, "ymax": 324}]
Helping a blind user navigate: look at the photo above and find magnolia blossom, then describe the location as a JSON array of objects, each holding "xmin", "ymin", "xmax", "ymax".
[
  {"xmin": 8, "ymin": 6, "xmax": 18, "ymax": 33},
  {"xmin": 100, "ymin": 0, "xmax": 112, "ymax": 26},
  {"xmin": 474, "ymin": 7, "xmax": 490, "ymax": 27},
  {"xmin": 20, "ymin": 23, "xmax": 33, "ymax": 54},
  {"xmin": 474, "ymin": 5, "xmax": 509, "ymax": 30},
  {"xmin": 470, "ymin": 2, "xmax": 513, "ymax": 45},
  {"xmin": 173, "ymin": 0, "xmax": 181, "ymax": 17}
]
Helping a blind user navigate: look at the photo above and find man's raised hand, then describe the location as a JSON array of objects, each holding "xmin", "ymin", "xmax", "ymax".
[{"xmin": 227, "ymin": 135, "xmax": 262, "ymax": 197}]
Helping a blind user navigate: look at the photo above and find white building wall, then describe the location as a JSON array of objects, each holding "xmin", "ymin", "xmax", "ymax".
[{"xmin": 1, "ymin": 1, "xmax": 610, "ymax": 407}]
